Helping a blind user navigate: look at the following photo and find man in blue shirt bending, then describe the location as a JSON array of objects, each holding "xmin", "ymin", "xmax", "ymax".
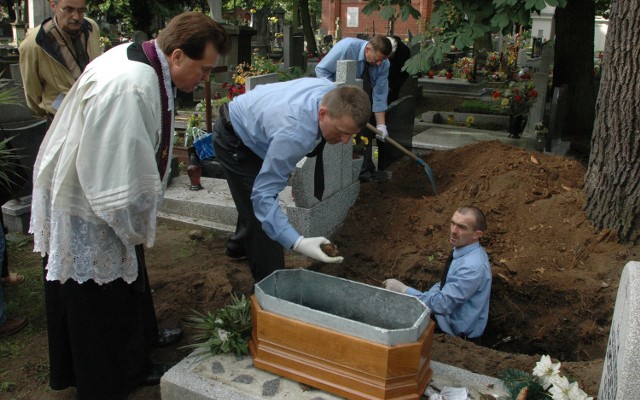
[
  {"xmin": 315, "ymin": 36, "xmax": 392, "ymax": 181},
  {"xmin": 384, "ymin": 206, "xmax": 491, "ymax": 342},
  {"xmin": 213, "ymin": 79, "xmax": 371, "ymax": 283}
]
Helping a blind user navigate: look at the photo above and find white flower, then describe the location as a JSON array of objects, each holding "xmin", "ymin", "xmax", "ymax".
[
  {"xmin": 215, "ymin": 318, "xmax": 223, "ymax": 325},
  {"xmin": 533, "ymin": 355, "xmax": 562, "ymax": 389},
  {"xmin": 549, "ymin": 376, "xmax": 571, "ymax": 399},
  {"xmin": 217, "ymin": 328, "xmax": 229, "ymax": 342},
  {"xmin": 567, "ymin": 382, "xmax": 593, "ymax": 400}
]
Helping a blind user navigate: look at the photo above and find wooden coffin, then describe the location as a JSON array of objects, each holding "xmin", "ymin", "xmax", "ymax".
[{"xmin": 250, "ymin": 295, "xmax": 434, "ymax": 400}]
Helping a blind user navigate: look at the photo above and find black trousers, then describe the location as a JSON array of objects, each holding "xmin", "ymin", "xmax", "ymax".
[
  {"xmin": 212, "ymin": 117, "xmax": 284, "ymax": 283},
  {"xmin": 44, "ymin": 245, "xmax": 158, "ymax": 400}
]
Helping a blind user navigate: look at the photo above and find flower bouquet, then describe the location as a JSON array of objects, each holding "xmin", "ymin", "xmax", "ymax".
[
  {"xmin": 492, "ymin": 81, "xmax": 538, "ymax": 116},
  {"xmin": 492, "ymin": 81, "xmax": 538, "ymax": 138},
  {"xmin": 499, "ymin": 355, "xmax": 593, "ymax": 400},
  {"xmin": 186, "ymin": 293, "xmax": 252, "ymax": 358}
]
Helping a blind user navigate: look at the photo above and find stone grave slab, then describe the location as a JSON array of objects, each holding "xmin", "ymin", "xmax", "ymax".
[{"xmin": 599, "ymin": 261, "xmax": 640, "ymax": 399}]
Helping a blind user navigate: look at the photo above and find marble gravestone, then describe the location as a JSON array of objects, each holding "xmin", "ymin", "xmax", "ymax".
[{"xmin": 599, "ymin": 261, "xmax": 640, "ymax": 399}]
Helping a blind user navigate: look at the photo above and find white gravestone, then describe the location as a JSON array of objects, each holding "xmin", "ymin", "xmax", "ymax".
[{"xmin": 599, "ymin": 261, "xmax": 640, "ymax": 399}]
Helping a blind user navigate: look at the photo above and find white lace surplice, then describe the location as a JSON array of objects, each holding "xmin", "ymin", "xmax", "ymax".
[{"xmin": 30, "ymin": 43, "xmax": 174, "ymax": 285}]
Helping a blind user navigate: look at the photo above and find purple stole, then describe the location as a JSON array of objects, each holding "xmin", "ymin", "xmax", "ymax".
[{"xmin": 141, "ymin": 40, "xmax": 171, "ymax": 181}]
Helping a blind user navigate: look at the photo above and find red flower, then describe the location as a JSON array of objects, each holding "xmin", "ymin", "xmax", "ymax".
[
  {"xmin": 492, "ymin": 91, "xmax": 501, "ymax": 99},
  {"xmin": 514, "ymin": 95, "xmax": 523, "ymax": 103},
  {"xmin": 530, "ymin": 90, "xmax": 538, "ymax": 98}
]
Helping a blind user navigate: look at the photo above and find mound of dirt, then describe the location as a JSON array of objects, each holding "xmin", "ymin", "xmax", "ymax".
[{"xmin": 308, "ymin": 140, "xmax": 638, "ymax": 395}]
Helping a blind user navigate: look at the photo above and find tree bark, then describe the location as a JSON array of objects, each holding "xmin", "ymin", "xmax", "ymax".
[
  {"xmin": 584, "ymin": 0, "xmax": 640, "ymax": 243},
  {"xmin": 553, "ymin": 0, "xmax": 596, "ymax": 155},
  {"xmin": 130, "ymin": 0, "xmax": 153, "ymax": 34}
]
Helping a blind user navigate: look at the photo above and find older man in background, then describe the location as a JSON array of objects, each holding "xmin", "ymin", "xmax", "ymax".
[{"xmin": 19, "ymin": 0, "xmax": 101, "ymax": 118}]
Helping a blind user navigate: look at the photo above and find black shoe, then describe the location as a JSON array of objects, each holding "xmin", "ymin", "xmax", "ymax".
[
  {"xmin": 225, "ymin": 244, "xmax": 246, "ymax": 259},
  {"xmin": 156, "ymin": 327, "xmax": 183, "ymax": 347},
  {"xmin": 142, "ymin": 364, "xmax": 173, "ymax": 386}
]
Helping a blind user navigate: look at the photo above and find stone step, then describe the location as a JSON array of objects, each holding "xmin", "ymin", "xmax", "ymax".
[{"xmin": 159, "ymin": 175, "xmax": 293, "ymax": 234}]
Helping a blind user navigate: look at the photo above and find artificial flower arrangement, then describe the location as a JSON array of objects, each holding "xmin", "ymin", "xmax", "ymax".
[
  {"xmin": 492, "ymin": 81, "xmax": 538, "ymax": 116},
  {"xmin": 186, "ymin": 293, "xmax": 252, "ymax": 358},
  {"xmin": 487, "ymin": 71, "xmax": 508, "ymax": 82},
  {"xmin": 499, "ymin": 355, "xmax": 593, "ymax": 400},
  {"xmin": 452, "ymin": 57, "xmax": 475, "ymax": 81},
  {"xmin": 484, "ymin": 51, "xmax": 501, "ymax": 72}
]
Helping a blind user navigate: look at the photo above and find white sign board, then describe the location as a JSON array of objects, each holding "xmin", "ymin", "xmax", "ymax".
[{"xmin": 346, "ymin": 7, "xmax": 359, "ymax": 28}]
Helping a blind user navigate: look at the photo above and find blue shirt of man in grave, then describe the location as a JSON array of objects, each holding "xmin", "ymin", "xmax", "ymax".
[
  {"xmin": 406, "ymin": 241, "xmax": 491, "ymax": 339},
  {"xmin": 384, "ymin": 207, "xmax": 492, "ymax": 340},
  {"xmin": 315, "ymin": 37, "xmax": 390, "ymax": 114}
]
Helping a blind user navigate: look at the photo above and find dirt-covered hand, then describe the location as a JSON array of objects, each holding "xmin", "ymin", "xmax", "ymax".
[
  {"xmin": 294, "ymin": 237, "xmax": 344, "ymax": 263},
  {"xmin": 383, "ymin": 279, "xmax": 408, "ymax": 293}
]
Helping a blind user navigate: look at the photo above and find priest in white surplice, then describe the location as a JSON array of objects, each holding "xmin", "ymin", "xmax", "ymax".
[{"xmin": 29, "ymin": 12, "xmax": 230, "ymax": 400}]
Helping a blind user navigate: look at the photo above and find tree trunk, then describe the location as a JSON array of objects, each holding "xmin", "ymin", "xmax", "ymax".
[
  {"xmin": 291, "ymin": 0, "xmax": 300, "ymax": 33},
  {"xmin": 553, "ymin": 0, "xmax": 596, "ymax": 155},
  {"xmin": 299, "ymin": 0, "xmax": 318, "ymax": 56},
  {"xmin": 584, "ymin": 0, "xmax": 640, "ymax": 243},
  {"xmin": 130, "ymin": 0, "xmax": 153, "ymax": 35}
]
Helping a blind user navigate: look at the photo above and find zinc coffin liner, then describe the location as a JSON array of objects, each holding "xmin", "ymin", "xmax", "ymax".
[{"xmin": 250, "ymin": 269, "xmax": 435, "ymax": 400}]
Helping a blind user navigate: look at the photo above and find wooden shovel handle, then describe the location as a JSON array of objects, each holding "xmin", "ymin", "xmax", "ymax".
[{"xmin": 366, "ymin": 123, "xmax": 420, "ymax": 163}]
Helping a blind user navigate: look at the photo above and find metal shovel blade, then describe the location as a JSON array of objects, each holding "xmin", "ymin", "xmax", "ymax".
[{"xmin": 366, "ymin": 123, "xmax": 437, "ymax": 194}]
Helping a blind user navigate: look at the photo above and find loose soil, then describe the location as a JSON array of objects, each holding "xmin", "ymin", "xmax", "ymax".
[{"xmin": 2, "ymin": 140, "xmax": 637, "ymax": 399}]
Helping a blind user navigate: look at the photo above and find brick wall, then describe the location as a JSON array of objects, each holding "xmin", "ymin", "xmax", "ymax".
[{"xmin": 320, "ymin": 0, "xmax": 434, "ymax": 41}]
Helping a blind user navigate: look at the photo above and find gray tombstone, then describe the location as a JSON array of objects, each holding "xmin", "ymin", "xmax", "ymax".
[
  {"xmin": 546, "ymin": 85, "xmax": 567, "ymax": 152},
  {"xmin": 283, "ymin": 26, "xmax": 305, "ymax": 72},
  {"xmin": 132, "ymin": 31, "xmax": 148, "ymax": 44},
  {"xmin": 0, "ymin": 101, "xmax": 47, "ymax": 199},
  {"xmin": 245, "ymin": 73, "xmax": 279, "ymax": 91},
  {"xmin": 599, "ymin": 261, "xmax": 640, "ymax": 399}
]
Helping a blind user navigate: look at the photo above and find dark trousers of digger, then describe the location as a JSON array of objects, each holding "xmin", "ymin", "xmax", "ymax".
[{"xmin": 212, "ymin": 117, "xmax": 284, "ymax": 283}]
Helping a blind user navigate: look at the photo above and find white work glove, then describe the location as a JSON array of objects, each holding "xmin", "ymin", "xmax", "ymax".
[
  {"xmin": 376, "ymin": 124, "xmax": 388, "ymax": 142},
  {"xmin": 293, "ymin": 237, "xmax": 344, "ymax": 263},
  {"xmin": 384, "ymin": 279, "xmax": 408, "ymax": 293}
]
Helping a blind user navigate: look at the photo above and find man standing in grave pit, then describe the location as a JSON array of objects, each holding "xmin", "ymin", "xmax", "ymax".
[
  {"xmin": 315, "ymin": 36, "xmax": 392, "ymax": 182},
  {"xmin": 384, "ymin": 206, "xmax": 491, "ymax": 343},
  {"xmin": 29, "ymin": 12, "xmax": 230, "ymax": 399}
]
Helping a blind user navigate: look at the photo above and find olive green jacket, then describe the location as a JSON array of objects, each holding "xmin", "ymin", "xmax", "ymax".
[{"xmin": 19, "ymin": 17, "xmax": 101, "ymax": 116}]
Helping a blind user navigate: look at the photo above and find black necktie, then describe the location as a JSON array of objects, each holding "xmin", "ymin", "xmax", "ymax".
[
  {"xmin": 440, "ymin": 250, "xmax": 454, "ymax": 289},
  {"xmin": 362, "ymin": 62, "xmax": 372, "ymax": 100},
  {"xmin": 71, "ymin": 34, "xmax": 89, "ymax": 72},
  {"xmin": 306, "ymin": 138, "xmax": 326, "ymax": 200}
]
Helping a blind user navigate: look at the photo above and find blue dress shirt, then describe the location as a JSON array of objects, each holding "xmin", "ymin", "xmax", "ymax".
[
  {"xmin": 405, "ymin": 242, "xmax": 491, "ymax": 338},
  {"xmin": 315, "ymin": 37, "xmax": 389, "ymax": 113},
  {"xmin": 228, "ymin": 78, "xmax": 335, "ymax": 250}
]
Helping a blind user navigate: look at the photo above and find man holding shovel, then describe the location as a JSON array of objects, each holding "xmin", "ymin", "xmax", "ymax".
[
  {"xmin": 384, "ymin": 206, "xmax": 491, "ymax": 343},
  {"xmin": 315, "ymin": 36, "xmax": 392, "ymax": 182}
]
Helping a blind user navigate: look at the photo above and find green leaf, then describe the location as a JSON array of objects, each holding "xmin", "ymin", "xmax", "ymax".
[
  {"xmin": 380, "ymin": 5, "xmax": 397, "ymax": 21},
  {"xmin": 491, "ymin": 12, "xmax": 511, "ymax": 30},
  {"xmin": 361, "ymin": 2, "xmax": 379, "ymax": 15}
]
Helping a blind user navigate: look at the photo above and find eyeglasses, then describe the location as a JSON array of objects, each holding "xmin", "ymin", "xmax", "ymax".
[{"xmin": 59, "ymin": 7, "xmax": 87, "ymax": 15}]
